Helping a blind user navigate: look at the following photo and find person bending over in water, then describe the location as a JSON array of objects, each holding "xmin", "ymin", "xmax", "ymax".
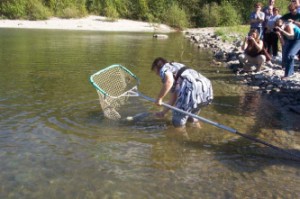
[{"xmin": 151, "ymin": 57, "xmax": 213, "ymax": 128}]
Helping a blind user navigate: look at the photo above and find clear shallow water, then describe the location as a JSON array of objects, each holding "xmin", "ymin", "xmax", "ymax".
[{"xmin": 0, "ymin": 29, "xmax": 299, "ymax": 198}]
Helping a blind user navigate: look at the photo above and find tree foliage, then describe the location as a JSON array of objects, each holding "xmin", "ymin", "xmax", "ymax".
[
  {"xmin": 163, "ymin": 2, "xmax": 189, "ymax": 30},
  {"xmin": 0, "ymin": 0, "xmax": 291, "ymax": 28}
]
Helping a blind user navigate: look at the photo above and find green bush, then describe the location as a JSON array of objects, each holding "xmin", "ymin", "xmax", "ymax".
[
  {"xmin": 215, "ymin": 25, "xmax": 250, "ymax": 42},
  {"xmin": 218, "ymin": 1, "xmax": 241, "ymax": 26},
  {"xmin": 59, "ymin": 6, "xmax": 87, "ymax": 18},
  {"xmin": 26, "ymin": 0, "xmax": 51, "ymax": 20},
  {"xmin": 136, "ymin": 0, "xmax": 149, "ymax": 20},
  {"xmin": 197, "ymin": 2, "xmax": 241, "ymax": 27},
  {"xmin": 162, "ymin": 3, "xmax": 189, "ymax": 30},
  {"xmin": 60, "ymin": 7, "xmax": 78, "ymax": 18},
  {"xmin": 148, "ymin": 0, "xmax": 168, "ymax": 21},
  {"xmin": 144, "ymin": 12, "xmax": 158, "ymax": 23},
  {"xmin": 105, "ymin": 4, "xmax": 119, "ymax": 22},
  {"xmin": 1, "ymin": 0, "xmax": 27, "ymax": 19},
  {"xmin": 0, "ymin": 0, "xmax": 291, "ymax": 28},
  {"xmin": 86, "ymin": 0, "xmax": 102, "ymax": 14},
  {"xmin": 198, "ymin": 3, "xmax": 219, "ymax": 27},
  {"xmin": 48, "ymin": 0, "xmax": 86, "ymax": 18}
]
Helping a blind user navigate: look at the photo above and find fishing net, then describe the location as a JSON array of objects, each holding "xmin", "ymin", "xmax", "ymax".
[{"xmin": 90, "ymin": 64, "xmax": 140, "ymax": 120}]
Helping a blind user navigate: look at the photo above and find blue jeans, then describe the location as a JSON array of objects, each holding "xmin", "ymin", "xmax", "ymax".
[
  {"xmin": 172, "ymin": 106, "xmax": 201, "ymax": 127},
  {"xmin": 282, "ymin": 39, "xmax": 300, "ymax": 77}
]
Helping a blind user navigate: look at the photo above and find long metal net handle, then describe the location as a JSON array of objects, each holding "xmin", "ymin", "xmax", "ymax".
[
  {"xmin": 90, "ymin": 65, "xmax": 300, "ymax": 161},
  {"xmin": 137, "ymin": 93, "xmax": 300, "ymax": 161}
]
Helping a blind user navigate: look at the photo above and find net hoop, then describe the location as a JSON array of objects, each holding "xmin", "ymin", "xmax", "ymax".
[
  {"xmin": 90, "ymin": 64, "xmax": 141, "ymax": 120},
  {"xmin": 90, "ymin": 64, "xmax": 140, "ymax": 98}
]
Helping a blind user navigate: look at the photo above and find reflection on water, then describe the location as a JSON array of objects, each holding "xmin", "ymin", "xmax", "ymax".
[{"xmin": 0, "ymin": 29, "xmax": 299, "ymax": 198}]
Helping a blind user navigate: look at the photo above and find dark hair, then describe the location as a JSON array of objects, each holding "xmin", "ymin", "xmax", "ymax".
[
  {"xmin": 248, "ymin": 28, "xmax": 261, "ymax": 42},
  {"xmin": 254, "ymin": 2, "xmax": 262, "ymax": 8},
  {"xmin": 249, "ymin": 28, "xmax": 258, "ymax": 34},
  {"xmin": 289, "ymin": 3, "xmax": 297, "ymax": 11},
  {"xmin": 275, "ymin": 18, "xmax": 283, "ymax": 27},
  {"xmin": 151, "ymin": 57, "xmax": 168, "ymax": 71}
]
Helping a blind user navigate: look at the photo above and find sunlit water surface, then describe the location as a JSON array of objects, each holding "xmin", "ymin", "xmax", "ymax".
[{"xmin": 0, "ymin": 29, "xmax": 299, "ymax": 198}]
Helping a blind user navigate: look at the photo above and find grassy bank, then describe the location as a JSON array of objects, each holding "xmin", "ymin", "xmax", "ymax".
[{"xmin": 215, "ymin": 25, "xmax": 249, "ymax": 42}]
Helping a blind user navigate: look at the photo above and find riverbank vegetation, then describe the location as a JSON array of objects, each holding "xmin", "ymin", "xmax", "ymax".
[
  {"xmin": 215, "ymin": 25, "xmax": 249, "ymax": 42},
  {"xmin": 0, "ymin": 0, "xmax": 291, "ymax": 29}
]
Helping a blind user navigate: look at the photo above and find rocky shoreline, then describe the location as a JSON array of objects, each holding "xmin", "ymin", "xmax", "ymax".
[{"xmin": 184, "ymin": 28, "xmax": 300, "ymax": 116}]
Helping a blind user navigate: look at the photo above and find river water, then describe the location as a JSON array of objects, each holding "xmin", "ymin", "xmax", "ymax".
[{"xmin": 0, "ymin": 29, "xmax": 299, "ymax": 198}]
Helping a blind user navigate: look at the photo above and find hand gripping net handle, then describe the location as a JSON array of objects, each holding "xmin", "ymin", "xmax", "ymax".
[
  {"xmin": 90, "ymin": 65, "xmax": 300, "ymax": 160},
  {"xmin": 90, "ymin": 64, "xmax": 140, "ymax": 120}
]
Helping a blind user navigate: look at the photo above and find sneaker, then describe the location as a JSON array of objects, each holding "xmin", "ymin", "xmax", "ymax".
[
  {"xmin": 272, "ymin": 56, "xmax": 282, "ymax": 62},
  {"xmin": 266, "ymin": 61, "xmax": 273, "ymax": 67},
  {"xmin": 281, "ymin": 73, "xmax": 296, "ymax": 80}
]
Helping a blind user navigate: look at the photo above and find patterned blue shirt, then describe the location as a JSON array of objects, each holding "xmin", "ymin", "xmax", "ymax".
[{"xmin": 159, "ymin": 62, "xmax": 185, "ymax": 83}]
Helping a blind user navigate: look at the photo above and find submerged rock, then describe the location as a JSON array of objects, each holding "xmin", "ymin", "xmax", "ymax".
[{"xmin": 153, "ymin": 34, "xmax": 168, "ymax": 39}]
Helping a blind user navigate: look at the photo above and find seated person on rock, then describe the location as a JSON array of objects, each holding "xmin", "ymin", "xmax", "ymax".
[{"xmin": 238, "ymin": 28, "xmax": 266, "ymax": 72}]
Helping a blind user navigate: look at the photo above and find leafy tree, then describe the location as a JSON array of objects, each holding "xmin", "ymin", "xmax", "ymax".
[
  {"xmin": 148, "ymin": 0, "xmax": 168, "ymax": 20},
  {"xmin": 218, "ymin": 1, "xmax": 241, "ymax": 26},
  {"xmin": 1, "ymin": 0, "xmax": 27, "ymax": 19},
  {"xmin": 0, "ymin": 0, "xmax": 293, "ymax": 27},
  {"xmin": 27, "ymin": 0, "xmax": 51, "ymax": 20},
  {"xmin": 163, "ymin": 2, "xmax": 189, "ymax": 29},
  {"xmin": 101, "ymin": 0, "xmax": 119, "ymax": 21},
  {"xmin": 136, "ymin": 0, "xmax": 149, "ymax": 20},
  {"xmin": 197, "ymin": 2, "xmax": 219, "ymax": 27}
]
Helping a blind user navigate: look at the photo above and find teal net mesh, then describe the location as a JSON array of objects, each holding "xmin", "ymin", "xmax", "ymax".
[{"xmin": 90, "ymin": 65, "xmax": 140, "ymax": 120}]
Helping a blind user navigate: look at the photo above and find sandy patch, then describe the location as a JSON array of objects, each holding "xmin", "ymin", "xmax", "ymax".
[{"xmin": 0, "ymin": 15, "xmax": 174, "ymax": 33}]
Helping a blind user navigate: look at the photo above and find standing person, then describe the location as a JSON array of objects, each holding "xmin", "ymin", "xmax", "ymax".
[
  {"xmin": 281, "ymin": 3, "xmax": 300, "ymax": 24},
  {"xmin": 250, "ymin": 2, "xmax": 265, "ymax": 39},
  {"xmin": 282, "ymin": 3, "xmax": 300, "ymax": 60},
  {"xmin": 151, "ymin": 57, "xmax": 213, "ymax": 128},
  {"xmin": 264, "ymin": 7, "xmax": 282, "ymax": 58},
  {"xmin": 262, "ymin": 4, "xmax": 275, "ymax": 66},
  {"xmin": 263, "ymin": 0, "xmax": 275, "ymax": 30},
  {"xmin": 263, "ymin": 0, "xmax": 275, "ymax": 13},
  {"xmin": 238, "ymin": 29, "xmax": 266, "ymax": 72},
  {"xmin": 274, "ymin": 18, "xmax": 300, "ymax": 79},
  {"xmin": 291, "ymin": 0, "xmax": 300, "ymax": 13}
]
